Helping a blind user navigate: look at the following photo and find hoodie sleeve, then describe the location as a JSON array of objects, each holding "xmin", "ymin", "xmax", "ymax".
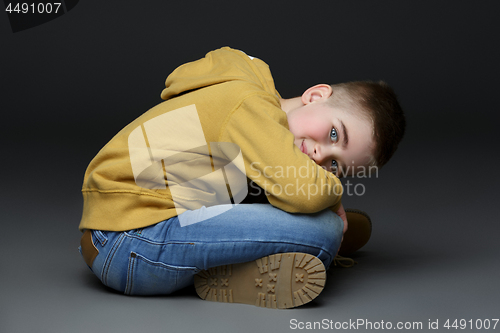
[{"xmin": 219, "ymin": 93, "xmax": 343, "ymax": 214}]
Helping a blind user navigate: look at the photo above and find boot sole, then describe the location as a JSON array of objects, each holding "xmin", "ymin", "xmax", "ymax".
[{"xmin": 194, "ymin": 252, "xmax": 326, "ymax": 309}]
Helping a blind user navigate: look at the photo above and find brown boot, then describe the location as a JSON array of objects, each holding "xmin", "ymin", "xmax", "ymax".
[{"xmin": 338, "ymin": 209, "xmax": 372, "ymax": 257}]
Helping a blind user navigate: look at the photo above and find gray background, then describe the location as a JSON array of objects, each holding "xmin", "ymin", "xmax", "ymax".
[{"xmin": 1, "ymin": 1, "xmax": 499, "ymax": 332}]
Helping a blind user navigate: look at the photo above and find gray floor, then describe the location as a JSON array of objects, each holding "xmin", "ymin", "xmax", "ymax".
[
  {"xmin": 2, "ymin": 1, "xmax": 500, "ymax": 332},
  {"xmin": 2, "ymin": 109, "xmax": 499, "ymax": 333}
]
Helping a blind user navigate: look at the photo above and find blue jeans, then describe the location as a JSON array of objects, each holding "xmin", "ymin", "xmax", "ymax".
[{"xmin": 80, "ymin": 204, "xmax": 343, "ymax": 295}]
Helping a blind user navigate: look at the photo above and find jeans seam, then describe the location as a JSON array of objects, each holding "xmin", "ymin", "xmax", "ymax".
[
  {"xmin": 192, "ymin": 239, "xmax": 335, "ymax": 266},
  {"xmin": 101, "ymin": 233, "xmax": 125, "ymax": 285},
  {"xmin": 125, "ymin": 235, "xmax": 335, "ymax": 259},
  {"xmin": 124, "ymin": 233, "xmax": 200, "ymax": 246}
]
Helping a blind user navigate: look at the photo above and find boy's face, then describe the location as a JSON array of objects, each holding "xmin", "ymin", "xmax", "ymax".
[{"xmin": 286, "ymin": 101, "xmax": 374, "ymax": 178}]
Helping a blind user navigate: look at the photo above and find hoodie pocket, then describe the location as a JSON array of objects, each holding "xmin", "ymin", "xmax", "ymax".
[{"xmin": 125, "ymin": 251, "xmax": 200, "ymax": 295}]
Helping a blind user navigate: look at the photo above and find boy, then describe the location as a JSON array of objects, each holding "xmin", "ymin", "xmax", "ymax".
[{"xmin": 79, "ymin": 47, "xmax": 405, "ymax": 309}]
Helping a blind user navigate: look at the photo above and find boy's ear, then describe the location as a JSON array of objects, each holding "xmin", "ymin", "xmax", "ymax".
[{"xmin": 301, "ymin": 84, "xmax": 333, "ymax": 105}]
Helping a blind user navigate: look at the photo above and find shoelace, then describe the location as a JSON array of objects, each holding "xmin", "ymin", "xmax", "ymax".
[{"xmin": 333, "ymin": 255, "xmax": 358, "ymax": 268}]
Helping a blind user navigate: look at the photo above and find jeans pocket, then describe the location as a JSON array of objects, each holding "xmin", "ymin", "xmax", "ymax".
[{"xmin": 125, "ymin": 252, "xmax": 200, "ymax": 295}]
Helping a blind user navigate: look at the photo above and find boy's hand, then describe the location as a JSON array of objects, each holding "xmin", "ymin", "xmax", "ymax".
[{"xmin": 335, "ymin": 203, "xmax": 348, "ymax": 234}]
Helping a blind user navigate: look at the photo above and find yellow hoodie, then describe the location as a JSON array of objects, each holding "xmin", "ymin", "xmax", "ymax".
[{"xmin": 79, "ymin": 47, "xmax": 342, "ymax": 232}]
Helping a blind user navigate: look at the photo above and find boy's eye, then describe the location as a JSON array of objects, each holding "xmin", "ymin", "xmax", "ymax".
[
  {"xmin": 331, "ymin": 160, "xmax": 338, "ymax": 173},
  {"xmin": 330, "ymin": 128, "xmax": 338, "ymax": 142}
]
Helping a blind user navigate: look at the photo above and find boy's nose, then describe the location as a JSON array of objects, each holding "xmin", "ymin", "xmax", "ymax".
[
  {"xmin": 313, "ymin": 143, "xmax": 334, "ymax": 170},
  {"xmin": 313, "ymin": 144, "xmax": 326, "ymax": 164}
]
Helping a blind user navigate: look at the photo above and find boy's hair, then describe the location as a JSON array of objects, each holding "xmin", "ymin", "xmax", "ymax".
[{"xmin": 327, "ymin": 81, "xmax": 406, "ymax": 168}]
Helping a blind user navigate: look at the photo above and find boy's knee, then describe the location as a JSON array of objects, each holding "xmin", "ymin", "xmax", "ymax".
[
  {"xmin": 318, "ymin": 209, "xmax": 344, "ymax": 235},
  {"xmin": 305, "ymin": 209, "xmax": 343, "ymax": 253}
]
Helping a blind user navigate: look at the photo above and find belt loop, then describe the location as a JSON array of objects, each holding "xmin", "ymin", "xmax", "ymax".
[{"xmin": 93, "ymin": 230, "xmax": 108, "ymax": 246}]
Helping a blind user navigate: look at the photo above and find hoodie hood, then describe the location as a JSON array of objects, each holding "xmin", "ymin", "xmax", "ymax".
[{"xmin": 160, "ymin": 47, "xmax": 279, "ymax": 101}]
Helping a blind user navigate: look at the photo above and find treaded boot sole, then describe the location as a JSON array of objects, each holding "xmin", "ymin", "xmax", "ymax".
[{"xmin": 194, "ymin": 253, "xmax": 326, "ymax": 309}]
